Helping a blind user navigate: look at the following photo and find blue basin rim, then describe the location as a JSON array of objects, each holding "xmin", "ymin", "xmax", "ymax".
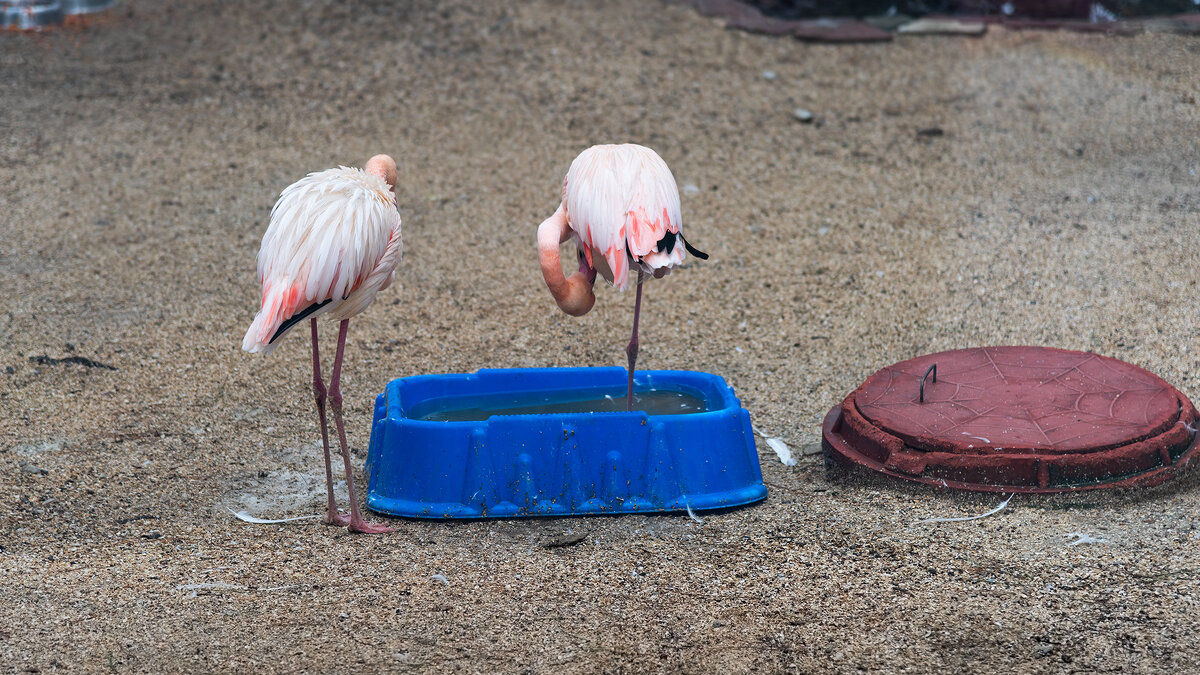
[{"xmin": 365, "ymin": 367, "xmax": 767, "ymax": 519}]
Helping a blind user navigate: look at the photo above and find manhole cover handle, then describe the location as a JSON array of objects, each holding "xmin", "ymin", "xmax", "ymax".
[{"xmin": 919, "ymin": 363, "xmax": 937, "ymax": 403}]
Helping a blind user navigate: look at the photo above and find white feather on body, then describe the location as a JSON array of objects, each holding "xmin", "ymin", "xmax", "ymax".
[
  {"xmin": 561, "ymin": 144, "xmax": 686, "ymax": 290},
  {"xmin": 242, "ymin": 166, "xmax": 402, "ymax": 354}
]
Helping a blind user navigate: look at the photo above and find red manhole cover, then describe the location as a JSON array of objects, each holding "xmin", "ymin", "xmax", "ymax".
[{"xmin": 822, "ymin": 346, "xmax": 1200, "ymax": 493}]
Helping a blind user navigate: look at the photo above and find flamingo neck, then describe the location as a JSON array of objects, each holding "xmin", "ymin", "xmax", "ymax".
[{"xmin": 537, "ymin": 206, "xmax": 595, "ymax": 317}]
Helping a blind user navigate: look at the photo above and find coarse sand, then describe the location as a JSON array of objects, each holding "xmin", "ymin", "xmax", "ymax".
[{"xmin": 2, "ymin": 1, "xmax": 1199, "ymax": 672}]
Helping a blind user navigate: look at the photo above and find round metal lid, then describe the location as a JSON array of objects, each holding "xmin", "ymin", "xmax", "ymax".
[{"xmin": 823, "ymin": 346, "xmax": 1199, "ymax": 493}]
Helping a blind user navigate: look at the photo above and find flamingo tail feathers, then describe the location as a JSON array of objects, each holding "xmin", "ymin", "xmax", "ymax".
[{"xmin": 242, "ymin": 283, "xmax": 312, "ymax": 354}]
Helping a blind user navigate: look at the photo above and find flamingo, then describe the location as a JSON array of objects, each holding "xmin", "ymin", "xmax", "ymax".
[
  {"xmin": 537, "ymin": 144, "xmax": 707, "ymax": 410},
  {"xmin": 242, "ymin": 154, "xmax": 402, "ymax": 534}
]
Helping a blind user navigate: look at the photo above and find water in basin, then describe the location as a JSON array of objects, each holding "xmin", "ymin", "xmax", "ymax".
[{"xmin": 418, "ymin": 388, "xmax": 708, "ymax": 422}]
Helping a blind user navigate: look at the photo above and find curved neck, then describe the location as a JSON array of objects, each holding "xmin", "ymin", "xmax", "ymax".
[{"xmin": 537, "ymin": 206, "xmax": 595, "ymax": 317}]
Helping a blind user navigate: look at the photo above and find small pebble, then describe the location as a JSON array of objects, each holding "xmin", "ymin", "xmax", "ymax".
[
  {"xmin": 20, "ymin": 463, "xmax": 48, "ymax": 475},
  {"xmin": 682, "ymin": 183, "xmax": 700, "ymax": 195},
  {"xmin": 792, "ymin": 108, "xmax": 814, "ymax": 123},
  {"xmin": 762, "ymin": 70, "xmax": 776, "ymax": 81},
  {"xmin": 896, "ymin": 18, "xmax": 986, "ymax": 36},
  {"xmin": 800, "ymin": 442, "xmax": 824, "ymax": 457},
  {"xmin": 540, "ymin": 531, "xmax": 589, "ymax": 549}
]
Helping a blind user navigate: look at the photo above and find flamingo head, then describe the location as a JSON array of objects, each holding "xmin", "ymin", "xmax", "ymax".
[
  {"xmin": 538, "ymin": 206, "xmax": 596, "ymax": 317},
  {"xmin": 364, "ymin": 154, "xmax": 397, "ymax": 195}
]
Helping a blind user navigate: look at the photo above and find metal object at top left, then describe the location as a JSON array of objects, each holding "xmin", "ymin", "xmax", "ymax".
[{"xmin": 3, "ymin": 0, "xmax": 113, "ymax": 30}]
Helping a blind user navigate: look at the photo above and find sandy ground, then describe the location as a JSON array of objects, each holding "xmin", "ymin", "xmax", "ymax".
[{"xmin": 2, "ymin": 1, "xmax": 1199, "ymax": 672}]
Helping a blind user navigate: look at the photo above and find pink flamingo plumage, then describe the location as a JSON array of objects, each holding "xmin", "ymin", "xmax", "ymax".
[
  {"xmin": 537, "ymin": 144, "xmax": 707, "ymax": 409},
  {"xmin": 243, "ymin": 155, "xmax": 402, "ymax": 534}
]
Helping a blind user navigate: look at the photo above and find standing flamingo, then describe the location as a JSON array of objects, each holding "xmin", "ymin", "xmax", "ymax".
[
  {"xmin": 537, "ymin": 144, "xmax": 707, "ymax": 410},
  {"xmin": 242, "ymin": 154, "xmax": 402, "ymax": 534}
]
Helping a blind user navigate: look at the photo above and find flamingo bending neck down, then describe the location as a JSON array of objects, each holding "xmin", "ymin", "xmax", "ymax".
[
  {"xmin": 242, "ymin": 154, "xmax": 402, "ymax": 534},
  {"xmin": 537, "ymin": 144, "xmax": 707, "ymax": 410}
]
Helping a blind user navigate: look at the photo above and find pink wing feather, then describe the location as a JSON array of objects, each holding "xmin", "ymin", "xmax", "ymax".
[{"xmin": 561, "ymin": 144, "xmax": 685, "ymax": 290}]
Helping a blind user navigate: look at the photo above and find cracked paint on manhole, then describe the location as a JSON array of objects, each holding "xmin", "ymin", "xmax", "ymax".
[{"xmin": 822, "ymin": 346, "xmax": 1199, "ymax": 493}]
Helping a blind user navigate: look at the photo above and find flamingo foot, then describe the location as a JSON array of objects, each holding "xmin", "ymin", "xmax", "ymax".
[
  {"xmin": 322, "ymin": 511, "xmax": 351, "ymax": 527},
  {"xmin": 348, "ymin": 518, "xmax": 394, "ymax": 535}
]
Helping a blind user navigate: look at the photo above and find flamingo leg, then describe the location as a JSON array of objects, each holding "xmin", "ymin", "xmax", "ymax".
[
  {"xmin": 311, "ymin": 319, "xmax": 349, "ymax": 526},
  {"xmin": 626, "ymin": 270, "xmax": 645, "ymax": 411},
  {"xmin": 327, "ymin": 319, "xmax": 394, "ymax": 534}
]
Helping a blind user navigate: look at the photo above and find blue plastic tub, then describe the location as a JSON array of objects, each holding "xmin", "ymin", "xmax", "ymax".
[{"xmin": 364, "ymin": 367, "xmax": 767, "ymax": 519}]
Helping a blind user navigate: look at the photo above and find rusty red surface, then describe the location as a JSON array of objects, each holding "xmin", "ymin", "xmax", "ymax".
[
  {"xmin": 823, "ymin": 346, "xmax": 1200, "ymax": 493},
  {"xmin": 790, "ymin": 19, "xmax": 892, "ymax": 42}
]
